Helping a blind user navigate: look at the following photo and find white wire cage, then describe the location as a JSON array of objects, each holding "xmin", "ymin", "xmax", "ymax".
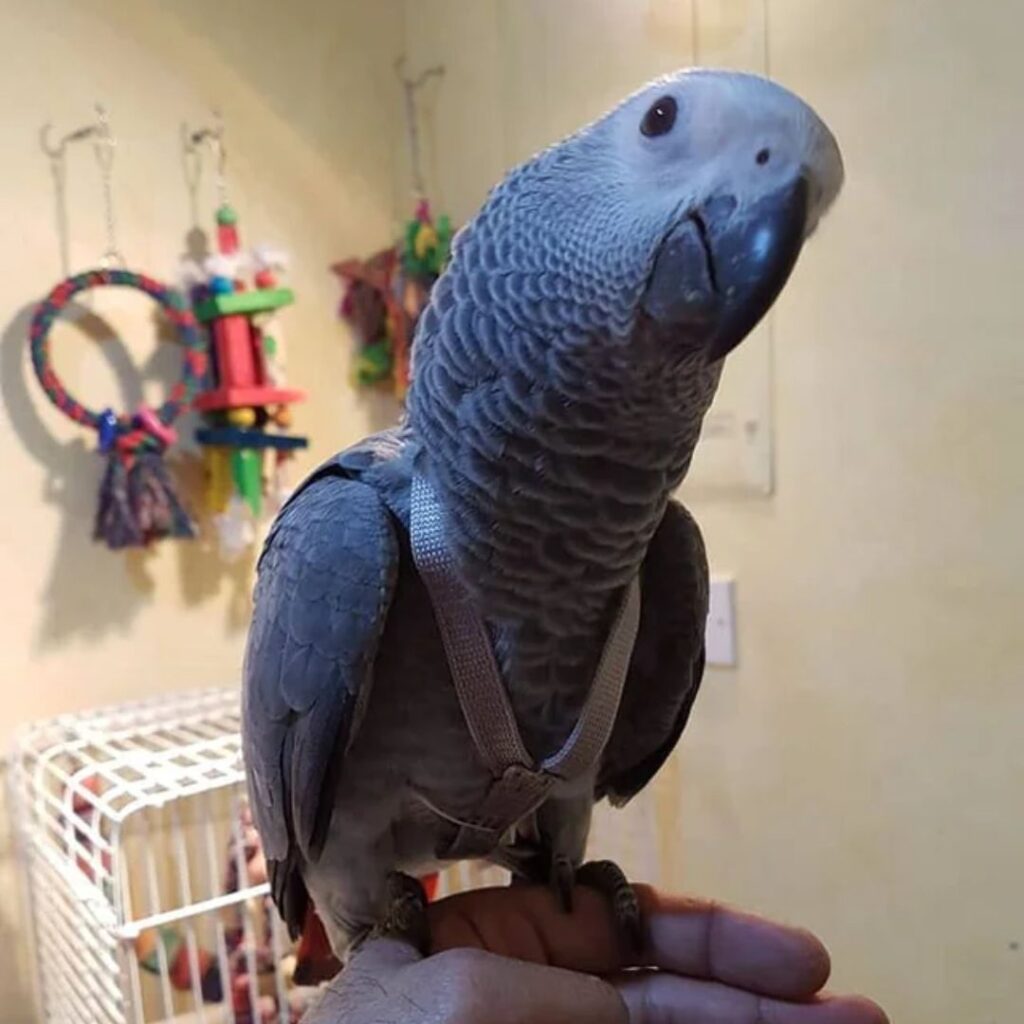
[
  {"xmin": 10, "ymin": 687, "xmax": 668, "ymax": 1024},
  {"xmin": 9, "ymin": 688, "xmax": 318, "ymax": 1024}
]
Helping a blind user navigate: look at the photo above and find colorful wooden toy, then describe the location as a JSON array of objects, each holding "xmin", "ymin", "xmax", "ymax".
[
  {"xmin": 29, "ymin": 268, "xmax": 204, "ymax": 549},
  {"xmin": 186, "ymin": 202, "xmax": 309, "ymax": 556},
  {"xmin": 332, "ymin": 201, "xmax": 451, "ymax": 402},
  {"xmin": 334, "ymin": 61, "xmax": 453, "ymax": 400}
]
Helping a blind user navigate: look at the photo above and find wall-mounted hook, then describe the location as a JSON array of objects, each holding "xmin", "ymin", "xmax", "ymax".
[
  {"xmin": 40, "ymin": 103, "xmax": 112, "ymax": 161},
  {"xmin": 186, "ymin": 109, "xmax": 224, "ymax": 152},
  {"xmin": 38, "ymin": 104, "xmax": 123, "ymax": 269},
  {"xmin": 184, "ymin": 110, "xmax": 228, "ymax": 207},
  {"xmin": 394, "ymin": 55, "xmax": 445, "ymax": 91}
]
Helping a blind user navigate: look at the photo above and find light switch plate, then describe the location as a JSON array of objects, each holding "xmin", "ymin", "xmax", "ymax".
[{"xmin": 706, "ymin": 577, "xmax": 737, "ymax": 667}]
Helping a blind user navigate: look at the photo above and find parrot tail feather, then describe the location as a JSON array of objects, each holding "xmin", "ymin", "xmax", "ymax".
[{"xmin": 291, "ymin": 905, "xmax": 340, "ymax": 986}]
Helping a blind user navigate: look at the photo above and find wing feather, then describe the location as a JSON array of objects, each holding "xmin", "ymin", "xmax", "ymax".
[
  {"xmin": 242, "ymin": 469, "xmax": 398, "ymax": 935},
  {"xmin": 599, "ymin": 500, "xmax": 708, "ymax": 804}
]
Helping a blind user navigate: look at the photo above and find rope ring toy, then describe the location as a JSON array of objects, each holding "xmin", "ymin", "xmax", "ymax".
[
  {"xmin": 29, "ymin": 267, "xmax": 207, "ymax": 453},
  {"xmin": 28, "ymin": 267, "xmax": 209, "ymax": 549}
]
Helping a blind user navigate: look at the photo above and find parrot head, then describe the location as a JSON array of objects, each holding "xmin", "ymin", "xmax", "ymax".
[
  {"xmin": 414, "ymin": 69, "xmax": 843, "ymax": 381},
  {"xmin": 618, "ymin": 69, "xmax": 844, "ymax": 360}
]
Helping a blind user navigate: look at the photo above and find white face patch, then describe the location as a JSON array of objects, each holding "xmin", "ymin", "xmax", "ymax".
[{"xmin": 598, "ymin": 69, "xmax": 843, "ymax": 233}]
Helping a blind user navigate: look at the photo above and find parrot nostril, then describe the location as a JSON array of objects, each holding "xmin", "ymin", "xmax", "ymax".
[{"xmin": 756, "ymin": 148, "xmax": 771, "ymax": 166}]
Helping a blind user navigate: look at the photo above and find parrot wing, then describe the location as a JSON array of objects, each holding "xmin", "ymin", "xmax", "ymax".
[
  {"xmin": 242, "ymin": 466, "xmax": 399, "ymax": 929},
  {"xmin": 598, "ymin": 499, "xmax": 709, "ymax": 805}
]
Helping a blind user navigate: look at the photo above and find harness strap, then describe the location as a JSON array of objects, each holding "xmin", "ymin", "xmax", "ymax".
[{"xmin": 409, "ymin": 474, "xmax": 641, "ymax": 856}]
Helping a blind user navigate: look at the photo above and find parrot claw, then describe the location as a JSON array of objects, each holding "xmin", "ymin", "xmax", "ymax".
[
  {"xmin": 576, "ymin": 859, "xmax": 644, "ymax": 955},
  {"xmin": 368, "ymin": 872, "xmax": 430, "ymax": 955},
  {"xmin": 550, "ymin": 853, "xmax": 576, "ymax": 913}
]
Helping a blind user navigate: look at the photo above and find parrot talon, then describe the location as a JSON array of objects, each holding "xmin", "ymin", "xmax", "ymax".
[
  {"xmin": 369, "ymin": 872, "xmax": 430, "ymax": 955},
  {"xmin": 549, "ymin": 853, "xmax": 576, "ymax": 913},
  {"xmin": 576, "ymin": 859, "xmax": 644, "ymax": 954}
]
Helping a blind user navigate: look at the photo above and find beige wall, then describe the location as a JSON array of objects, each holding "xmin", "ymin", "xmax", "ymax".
[
  {"xmin": 0, "ymin": 0, "xmax": 403, "ymax": 744},
  {"xmin": 0, "ymin": 0, "xmax": 403, "ymax": 1017},
  {"xmin": 400, "ymin": 2, "xmax": 1023, "ymax": 1023}
]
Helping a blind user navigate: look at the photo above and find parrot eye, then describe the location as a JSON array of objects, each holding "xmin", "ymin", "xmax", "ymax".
[{"xmin": 640, "ymin": 96, "xmax": 678, "ymax": 138}]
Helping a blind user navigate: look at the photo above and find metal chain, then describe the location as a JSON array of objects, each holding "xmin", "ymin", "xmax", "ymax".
[
  {"xmin": 214, "ymin": 130, "xmax": 228, "ymax": 209},
  {"xmin": 395, "ymin": 58, "xmax": 444, "ymax": 202},
  {"xmin": 403, "ymin": 78, "xmax": 425, "ymax": 199},
  {"xmin": 93, "ymin": 105, "xmax": 125, "ymax": 268},
  {"xmin": 187, "ymin": 111, "xmax": 229, "ymax": 210}
]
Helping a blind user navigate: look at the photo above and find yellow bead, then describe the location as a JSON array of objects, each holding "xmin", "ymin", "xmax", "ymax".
[{"xmin": 226, "ymin": 407, "xmax": 257, "ymax": 427}]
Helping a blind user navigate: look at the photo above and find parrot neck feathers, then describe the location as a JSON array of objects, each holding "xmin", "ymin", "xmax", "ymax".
[
  {"xmin": 405, "ymin": 154, "xmax": 723, "ymax": 754},
  {"xmin": 409, "ymin": 320, "xmax": 719, "ymax": 756}
]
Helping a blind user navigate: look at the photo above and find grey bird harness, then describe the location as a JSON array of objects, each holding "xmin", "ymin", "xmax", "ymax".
[{"xmin": 409, "ymin": 474, "xmax": 641, "ymax": 858}]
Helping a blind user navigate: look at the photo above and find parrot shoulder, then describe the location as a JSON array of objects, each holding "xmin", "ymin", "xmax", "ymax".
[
  {"xmin": 241, "ymin": 465, "xmax": 399, "ymax": 894},
  {"xmin": 598, "ymin": 499, "xmax": 709, "ymax": 805}
]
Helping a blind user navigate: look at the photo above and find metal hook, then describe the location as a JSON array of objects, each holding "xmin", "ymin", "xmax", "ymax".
[
  {"xmin": 186, "ymin": 113, "xmax": 225, "ymax": 170},
  {"xmin": 40, "ymin": 103, "xmax": 112, "ymax": 161},
  {"xmin": 184, "ymin": 110, "xmax": 228, "ymax": 206},
  {"xmin": 39, "ymin": 104, "xmax": 123, "ymax": 268},
  {"xmin": 394, "ymin": 55, "xmax": 445, "ymax": 91},
  {"xmin": 187, "ymin": 106, "xmax": 224, "ymax": 143}
]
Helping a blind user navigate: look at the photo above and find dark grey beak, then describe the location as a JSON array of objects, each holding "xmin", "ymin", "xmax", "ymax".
[{"xmin": 642, "ymin": 175, "xmax": 810, "ymax": 361}]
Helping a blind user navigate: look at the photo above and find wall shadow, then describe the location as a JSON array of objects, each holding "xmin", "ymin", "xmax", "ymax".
[
  {"xmin": 1, "ymin": 301, "xmax": 185, "ymax": 648},
  {"xmin": 170, "ymin": 450, "xmax": 257, "ymax": 632}
]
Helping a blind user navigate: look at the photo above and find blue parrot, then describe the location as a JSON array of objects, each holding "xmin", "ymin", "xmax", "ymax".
[{"xmin": 242, "ymin": 68, "xmax": 844, "ymax": 962}]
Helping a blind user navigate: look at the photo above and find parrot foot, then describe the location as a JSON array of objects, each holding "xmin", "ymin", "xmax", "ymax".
[
  {"xmin": 549, "ymin": 853, "xmax": 577, "ymax": 913},
  {"xmin": 576, "ymin": 859, "xmax": 643, "ymax": 954},
  {"xmin": 368, "ymin": 871, "xmax": 430, "ymax": 955},
  {"xmin": 499, "ymin": 844, "xmax": 575, "ymax": 909}
]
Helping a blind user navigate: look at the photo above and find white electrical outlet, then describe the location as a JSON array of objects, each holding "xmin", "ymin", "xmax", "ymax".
[{"xmin": 705, "ymin": 577, "xmax": 737, "ymax": 667}]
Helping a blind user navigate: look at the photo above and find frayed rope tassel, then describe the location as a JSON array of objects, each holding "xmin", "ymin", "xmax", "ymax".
[
  {"xmin": 128, "ymin": 450, "xmax": 197, "ymax": 544},
  {"xmin": 93, "ymin": 453, "xmax": 145, "ymax": 549}
]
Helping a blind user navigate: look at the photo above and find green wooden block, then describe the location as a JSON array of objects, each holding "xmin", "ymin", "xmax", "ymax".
[
  {"xmin": 194, "ymin": 288, "xmax": 295, "ymax": 322},
  {"xmin": 231, "ymin": 449, "xmax": 262, "ymax": 517}
]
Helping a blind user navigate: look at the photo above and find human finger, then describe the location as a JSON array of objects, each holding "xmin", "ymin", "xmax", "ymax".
[{"xmin": 614, "ymin": 972, "xmax": 889, "ymax": 1024}]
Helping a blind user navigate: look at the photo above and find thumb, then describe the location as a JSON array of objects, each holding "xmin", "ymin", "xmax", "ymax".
[
  {"xmin": 312, "ymin": 937, "xmax": 628, "ymax": 1024},
  {"xmin": 346, "ymin": 935, "xmax": 422, "ymax": 975},
  {"xmin": 455, "ymin": 948, "xmax": 629, "ymax": 1024},
  {"xmin": 306, "ymin": 938, "xmax": 422, "ymax": 1024}
]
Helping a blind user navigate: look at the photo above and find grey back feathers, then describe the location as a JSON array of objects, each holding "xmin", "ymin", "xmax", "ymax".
[{"xmin": 242, "ymin": 469, "xmax": 399, "ymax": 865}]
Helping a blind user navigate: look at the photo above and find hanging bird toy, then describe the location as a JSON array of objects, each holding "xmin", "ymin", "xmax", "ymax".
[
  {"xmin": 334, "ymin": 60, "xmax": 453, "ymax": 400},
  {"xmin": 30, "ymin": 107, "xmax": 204, "ymax": 550},
  {"xmin": 182, "ymin": 115, "xmax": 308, "ymax": 560}
]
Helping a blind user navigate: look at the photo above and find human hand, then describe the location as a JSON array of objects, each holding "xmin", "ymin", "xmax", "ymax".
[{"xmin": 305, "ymin": 884, "xmax": 888, "ymax": 1023}]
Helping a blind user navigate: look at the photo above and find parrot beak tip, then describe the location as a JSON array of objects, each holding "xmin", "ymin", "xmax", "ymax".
[{"xmin": 643, "ymin": 174, "xmax": 811, "ymax": 361}]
